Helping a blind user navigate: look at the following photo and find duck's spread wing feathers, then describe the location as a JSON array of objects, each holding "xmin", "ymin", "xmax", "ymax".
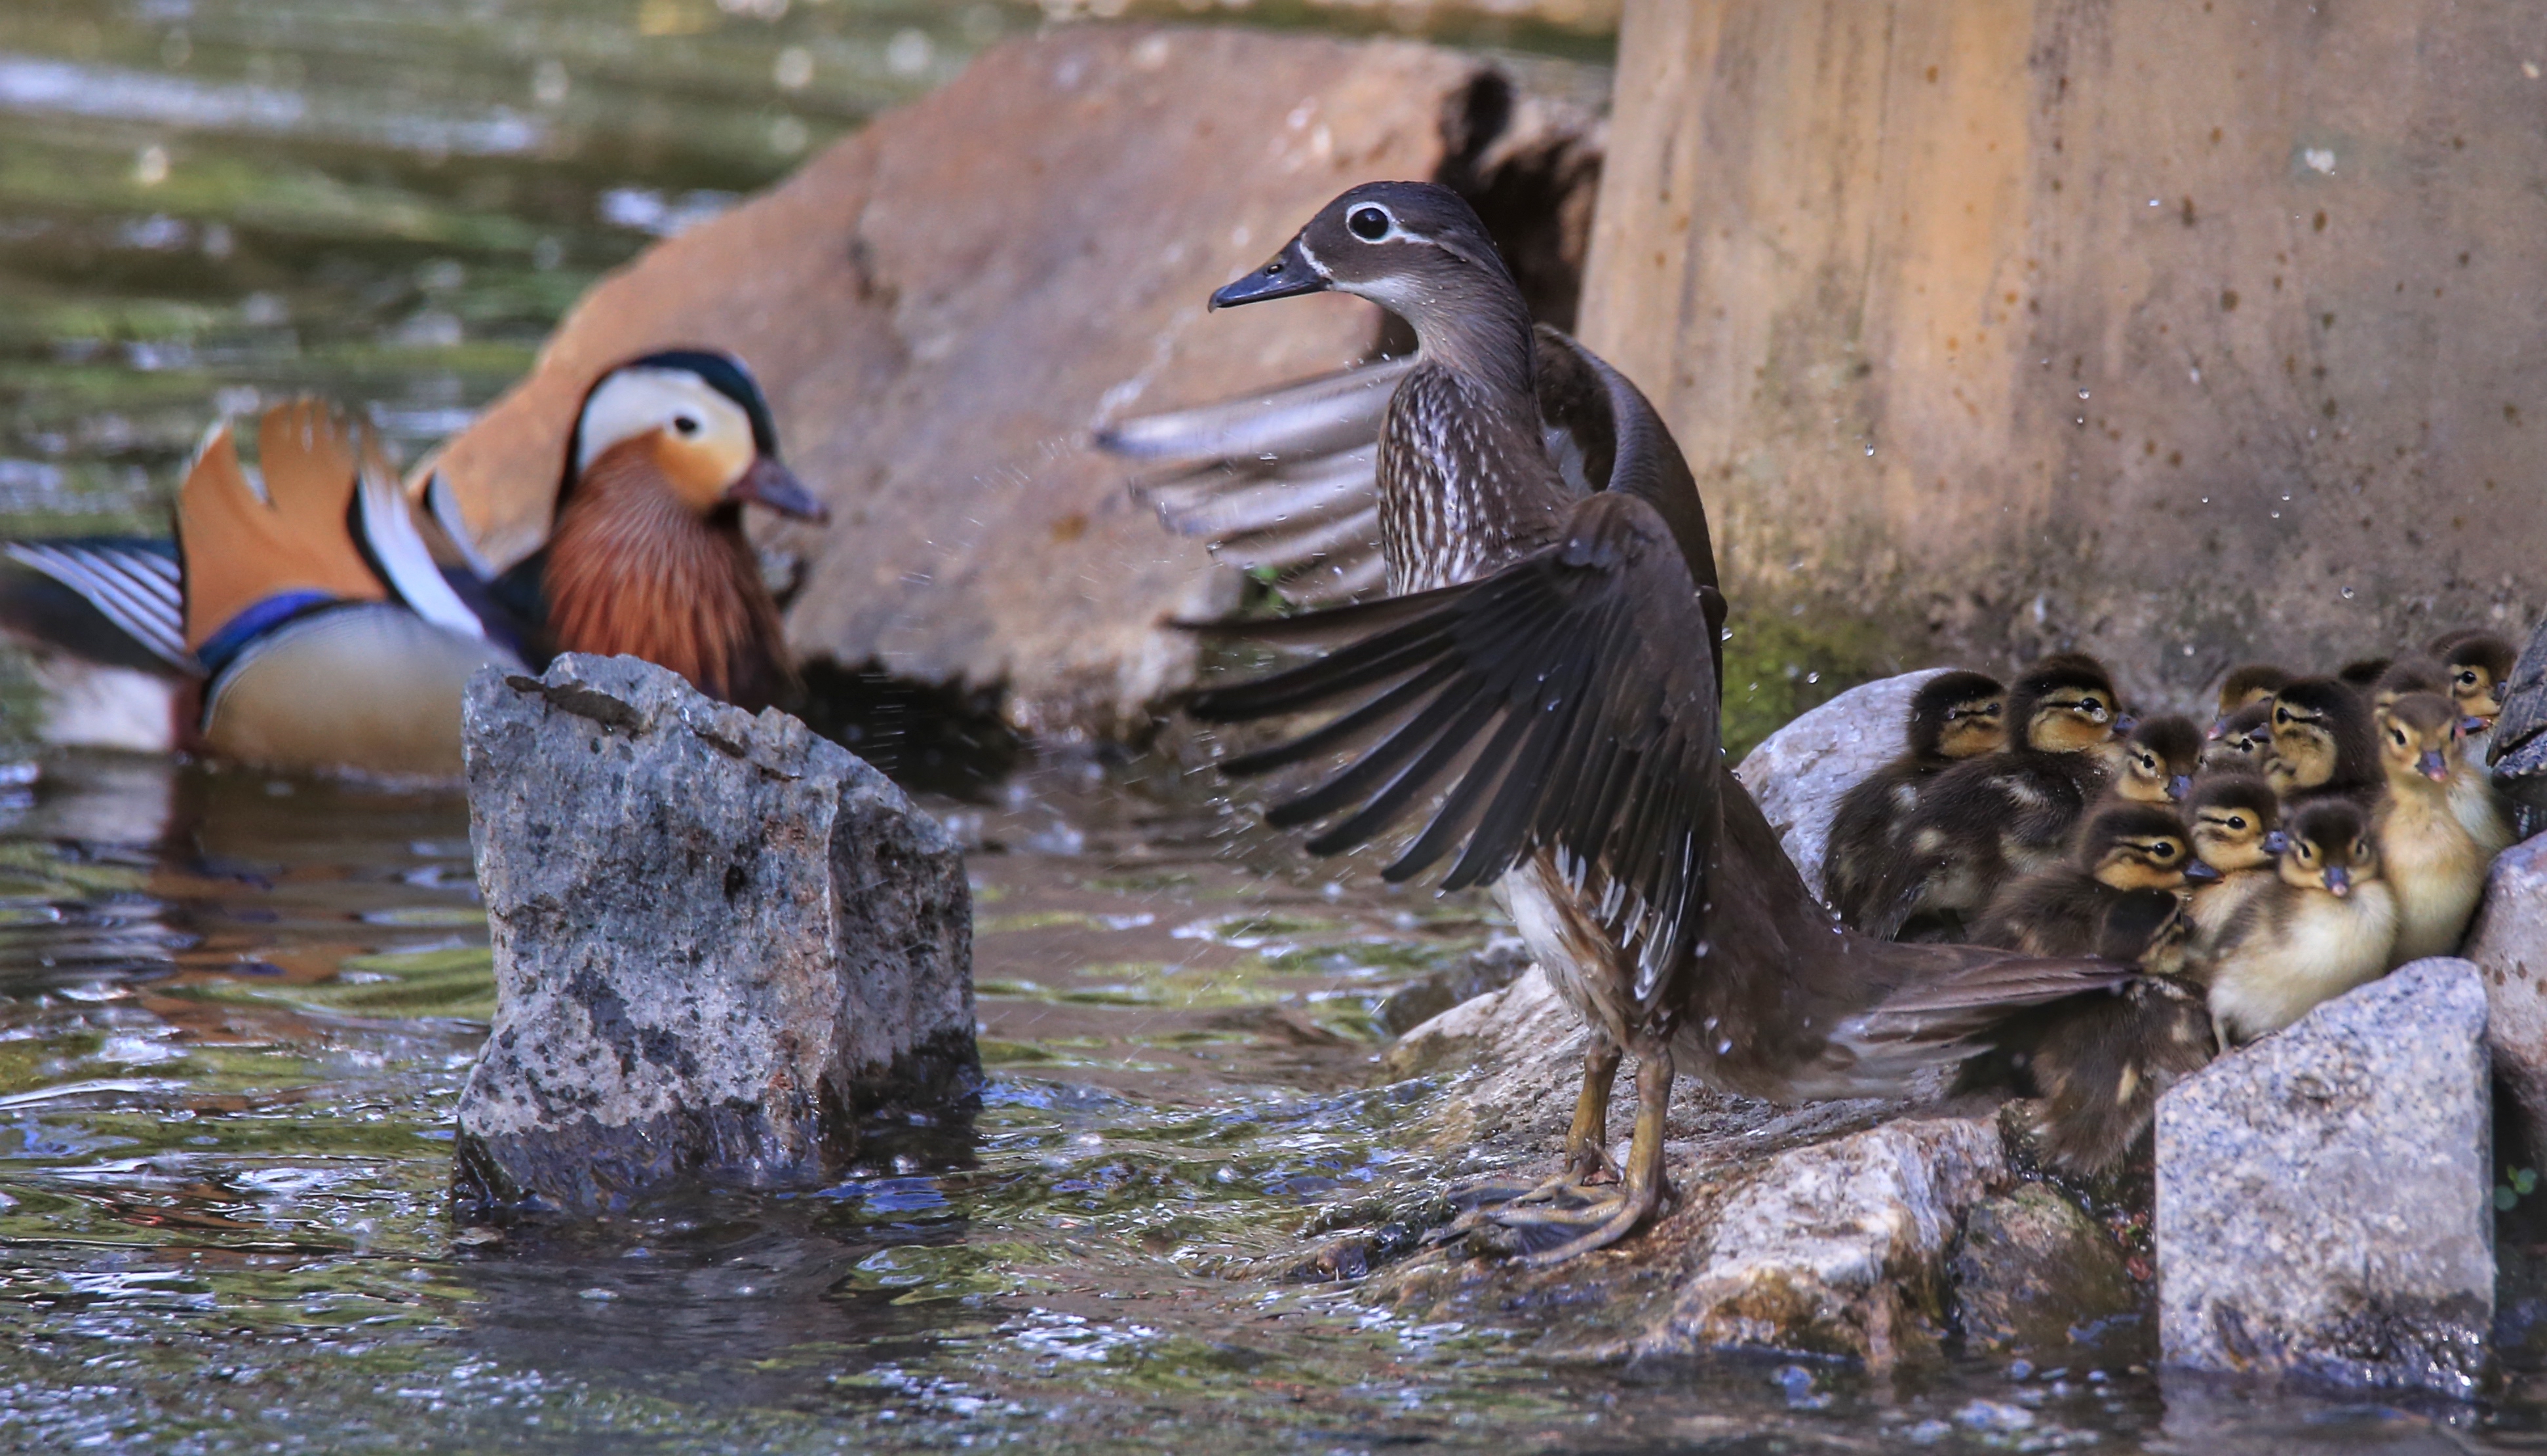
[
  {"xmin": 177, "ymin": 402, "xmax": 390, "ymax": 652},
  {"xmin": 1187, "ymin": 489, "xmax": 1719, "ymax": 1011},
  {"xmin": 0, "ymin": 540, "xmax": 189, "ymax": 671}
]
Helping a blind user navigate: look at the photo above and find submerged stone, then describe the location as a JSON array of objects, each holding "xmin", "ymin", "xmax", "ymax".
[
  {"xmin": 1732, "ymin": 668, "xmax": 1947, "ymax": 891},
  {"xmin": 1950, "ymin": 1182, "xmax": 2143, "ymax": 1357},
  {"xmin": 2154, "ymin": 957, "xmax": 2491, "ymax": 1398},
  {"xmin": 452, "ymin": 654, "xmax": 977, "ymax": 1219}
]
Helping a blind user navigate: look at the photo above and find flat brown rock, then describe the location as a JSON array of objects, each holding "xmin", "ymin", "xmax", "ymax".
[{"xmin": 421, "ymin": 25, "xmax": 1593, "ymax": 737}]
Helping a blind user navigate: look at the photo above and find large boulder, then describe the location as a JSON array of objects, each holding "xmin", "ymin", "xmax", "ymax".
[
  {"xmin": 418, "ymin": 26, "xmax": 1602, "ymax": 738},
  {"xmin": 1732, "ymin": 668, "xmax": 1942, "ymax": 891},
  {"xmin": 2154, "ymin": 958, "xmax": 2493, "ymax": 1398},
  {"xmin": 1583, "ymin": 0, "xmax": 2547, "ymax": 709},
  {"xmin": 452, "ymin": 654, "xmax": 976, "ymax": 1219},
  {"xmin": 2464, "ymin": 833, "xmax": 2547, "ymax": 1167}
]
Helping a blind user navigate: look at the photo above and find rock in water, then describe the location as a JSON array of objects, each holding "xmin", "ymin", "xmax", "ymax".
[
  {"xmin": 2154, "ymin": 958, "xmax": 2491, "ymax": 1398},
  {"xmin": 1950, "ymin": 1183, "xmax": 2141, "ymax": 1357},
  {"xmin": 2464, "ymin": 835, "xmax": 2547, "ymax": 1167},
  {"xmin": 453, "ymin": 654, "xmax": 977, "ymax": 1219},
  {"xmin": 1732, "ymin": 668, "xmax": 1945, "ymax": 889}
]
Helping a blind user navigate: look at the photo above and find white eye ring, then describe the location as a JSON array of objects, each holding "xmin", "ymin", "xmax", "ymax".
[{"xmin": 1346, "ymin": 204, "xmax": 1393, "ymax": 242}]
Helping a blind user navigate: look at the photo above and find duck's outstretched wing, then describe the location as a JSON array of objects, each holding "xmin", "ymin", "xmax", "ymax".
[
  {"xmin": 2491, "ymin": 611, "xmax": 2547, "ymax": 838},
  {"xmin": 1100, "ymin": 328, "xmax": 1721, "ymax": 633},
  {"xmin": 177, "ymin": 402, "xmax": 392, "ymax": 653},
  {"xmin": 1186, "ymin": 490, "xmax": 1719, "ymax": 1014},
  {"xmin": 1101, "ymin": 356, "xmax": 1409, "ymax": 609}
]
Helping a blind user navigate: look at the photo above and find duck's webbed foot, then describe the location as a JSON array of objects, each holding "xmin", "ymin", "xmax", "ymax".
[{"xmin": 1440, "ymin": 1048, "xmax": 1673, "ymax": 1266}]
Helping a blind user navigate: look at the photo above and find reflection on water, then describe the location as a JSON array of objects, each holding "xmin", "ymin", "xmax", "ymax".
[{"xmin": 0, "ymin": 747, "xmax": 2513, "ymax": 1453}]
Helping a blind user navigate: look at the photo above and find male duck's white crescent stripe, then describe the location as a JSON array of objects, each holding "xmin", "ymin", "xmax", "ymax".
[
  {"xmin": 357, "ymin": 464, "xmax": 485, "ymax": 640},
  {"xmin": 3, "ymin": 541, "xmax": 191, "ymax": 669}
]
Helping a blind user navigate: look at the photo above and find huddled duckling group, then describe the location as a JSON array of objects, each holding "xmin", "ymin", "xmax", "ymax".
[{"xmin": 1823, "ymin": 631, "xmax": 2519, "ymax": 1049}]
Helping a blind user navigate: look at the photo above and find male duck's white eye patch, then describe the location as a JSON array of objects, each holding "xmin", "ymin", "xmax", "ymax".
[{"xmin": 1348, "ymin": 205, "xmax": 1391, "ymax": 241}]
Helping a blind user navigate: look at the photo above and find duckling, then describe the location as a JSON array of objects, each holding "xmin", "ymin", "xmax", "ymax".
[
  {"xmin": 2180, "ymin": 773, "xmax": 2285, "ymax": 971},
  {"xmin": 2198, "ymin": 700, "xmax": 2274, "ymax": 776},
  {"xmin": 2213, "ymin": 663, "xmax": 2293, "ymax": 731},
  {"xmin": 2337, "ymin": 657, "xmax": 2393, "ymax": 690},
  {"xmin": 2372, "ymin": 692, "xmax": 2491, "ymax": 965},
  {"xmin": 1861, "ymin": 654, "xmax": 2129, "ymax": 939},
  {"xmin": 2371, "ymin": 655, "xmax": 2449, "ymax": 708},
  {"xmin": 1823, "ymin": 669, "xmax": 2007, "ymax": 930},
  {"xmin": 1972, "ymin": 803, "xmax": 2194, "ymax": 961},
  {"xmin": 2432, "ymin": 633, "xmax": 2519, "ymax": 854},
  {"xmin": 2265, "ymin": 677, "xmax": 2382, "ymax": 809},
  {"xmin": 0, "ymin": 351, "xmax": 826, "ymax": 774},
  {"xmin": 2204, "ymin": 799, "xmax": 2399, "ymax": 1044},
  {"xmin": 2108, "ymin": 714, "xmax": 2201, "ymax": 805}
]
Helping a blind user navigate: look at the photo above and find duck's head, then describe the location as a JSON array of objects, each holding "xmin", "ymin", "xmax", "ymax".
[
  {"xmin": 567, "ymin": 351, "xmax": 828, "ymax": 524},
  {"xmin": 2441, "ymin": 632, "xmax": 2516, "ymax": 725},
  {"xmin": 2278, "ymin": 799, "xmax": 2379, "ymax": 897},
  {"xmin": 2185, "ymin": 773, "xmax": 2282, "ymax": 880},
  {"xmin": 2376, "ymin": 691, "xmax": 2461, "ymax": 789},
  {"xmin": 2213, "ymin": 662, "xmax": 2292, "ymax": 733},
  {"xmin": 2078, "ymin": 803, "xmax": 2193, "ymax": 892},
  {"xmin": 1907, "ymin": 669, "xmax": 2007, "ymax": 761},
  {"xmin": 2114, "ymin": 714, "xmax": 2202, "ymax": 803},
  {"xmin": 2008, "ymin": 652, "xmax": 2126, "ymax": 754},
  {"xmin": 2200, "ymin": 700, "xmax": 2275, "ymax": 775},
  {"xmin": 1209, "ymin": 182, "xmax": 1521, "ymax": 347},
  {"xmin": 2265, "ymin": 677, "xmax": 2371, "ymax": 794}
]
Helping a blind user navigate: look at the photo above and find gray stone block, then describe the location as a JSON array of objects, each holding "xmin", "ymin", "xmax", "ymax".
[
  {"xmin": 1732, "ymin": 668, "xmax": 1946, "ymax": 892},
  {"xmin": 2464, "ymin": 834, "xmax": 2547, "ymax": 1168},
  {"xmin": 2154, "ymin": 958, "xmax": 2492, "ymax": 1398},
  {"xmin": 453, "ymin": 653, "xmax": 977, "ymax": 1219}
]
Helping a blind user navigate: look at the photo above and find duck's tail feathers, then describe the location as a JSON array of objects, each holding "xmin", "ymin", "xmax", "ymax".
[
  {"xmin": 0, "ymin": 540, "xmax": 191, "ymax": 673},
  {"xmin": 1832, "ymin": 957, "xmax": 2215, "ymax": 1172},
  {"xmin": 177, "ymin": 402, "xmax": 393, "ymax": 653}
]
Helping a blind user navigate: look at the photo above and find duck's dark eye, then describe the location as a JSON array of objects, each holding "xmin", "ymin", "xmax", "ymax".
[
  {"xmin": 2228, "ymin": 816, "xmax": 2247, "ymax": 832},
  {"xmin": 2153, "ymin": 843, "xmax": 2177, "ymax": 860},
  {"xmin": 673, "ymin": 415, "xmax": 700, "ymax": 436},
  {"xmin": 1348, "ymin": 206, "xmax": 1390, "ymax": 241}
]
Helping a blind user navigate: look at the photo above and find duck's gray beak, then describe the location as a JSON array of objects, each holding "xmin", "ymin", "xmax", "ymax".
[
  {"xmin": 1211, "ymin": 236, "xmax": 1326, "ymax": 310},
  {"xmin": 728, "ymin": 456, "xmax": 829, "ymax": 524}
]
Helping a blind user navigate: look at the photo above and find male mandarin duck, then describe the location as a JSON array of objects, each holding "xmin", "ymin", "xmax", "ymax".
[
  {"xmin": 0, "ymin": 351, "xmax": 823, "ymax": 777},
  {"xmin": 1148, "ymin": 181, "xmax": 2173, "ymax": 1261}
]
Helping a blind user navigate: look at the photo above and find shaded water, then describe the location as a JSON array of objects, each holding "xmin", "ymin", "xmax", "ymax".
[{"xmin": 0, "ymin": 1, "xmax": 2533, "ymax": 1451}]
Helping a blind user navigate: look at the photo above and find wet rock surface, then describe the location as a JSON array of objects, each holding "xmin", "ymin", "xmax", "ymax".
[
  {"xmin": 1950, "ymin": 1183, "xmax": 2142, "ymax": 1357},
  {"xmin": 2154, "ymin": 957, "xmax": 2492, "ymax": 1398},
  {"xmin": 2464, "ymin": 833, "xmax": 2547, "ymax": 1166},
  {"xmin": 1732, "ymin": 668, "xmax": 1945, "ymax": 890},
  {"xmin": 420, "ymin": 26, "xmax": 1604, "ymax": 738},
  {"xmin": 453, "ymin": 654, "xmax": 977, "ymax": 1219}
]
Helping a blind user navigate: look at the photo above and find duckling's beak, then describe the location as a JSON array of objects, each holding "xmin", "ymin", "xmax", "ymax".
[
  {"xmin": 2418, "ymin": 748, "xmax": 2450, "ymax": 782},
  {"xmin": 2323, "ymin": 864, "xmax": 2352, "ymax": 898},
  {"xmin": 2168, "ymin": 773, "xmax": 2194, "ymax": 802},
  {"xmin": 2262, "ymin": 829, "xmax": 2291, "ymax": 855},
  {"xmin": 2206, "ymin": 718, "xmax": 2228, "ymax": 740},
  {"xmin": 2464, "ymin": 715, "xmax": 2491, "ymax": 735},
  {"xmin": 2113, "ymin": 713, "xmax": 2139, "ymax": 736},
  {"xmin": 2185, "ymin": 860, "xmax": 2224, "ymax": 885},
  {"xmin": 726, "ymin": 457, "xmax": 829, "ymax": 524},
  {"xmin": 1210, "ymin": 237, "xmax": 1327, "ymax": 310}
]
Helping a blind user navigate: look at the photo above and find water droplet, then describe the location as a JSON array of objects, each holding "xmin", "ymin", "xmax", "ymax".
[
  {"xmin": 1716, "ymin": 1037, "xmax": 1734, "ymax": 1056},
  {"xmin": 2270, "ymin": 510, "xmax": 2282, "ymax": 519},
  {"xmin": 2341, "ymin": 586, "xmax": 2356, "ymax": 599},
  {"xmin": 2077, "ymin": 388, "xmax": 2091, "ymax": 400}
]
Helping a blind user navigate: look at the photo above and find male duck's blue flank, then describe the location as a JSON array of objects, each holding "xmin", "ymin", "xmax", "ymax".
[{"xmin": 0, "ymin": 351, "xmax": 826, "ymax": 778}]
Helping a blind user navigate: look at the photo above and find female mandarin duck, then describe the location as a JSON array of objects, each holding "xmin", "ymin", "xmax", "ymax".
[
  {"xmin": 1163, "ymin": 182, "xmax": 2179, "ymax": 1263},
  {"xmin": 0, "ymin": 351, "xmax": 823, "ymax": 777}
]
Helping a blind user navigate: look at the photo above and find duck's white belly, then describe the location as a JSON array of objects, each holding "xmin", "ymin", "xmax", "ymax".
[
  {"xmin": 1496, "ymin": 855, "xmax": 1639, "ymax": 1050},
  {"xmin": 2381, "ymin": 795, "xmax": 2488, "ymax": 964},
  {"xmin": 2209, "ymin": 885, "xmax": 2398, "ymax": 1041}
]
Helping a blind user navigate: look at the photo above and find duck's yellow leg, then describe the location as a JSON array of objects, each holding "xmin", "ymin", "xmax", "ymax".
[{"xmin": 1441, "ymin": 1049, "xmax": 1673, "ymax": 1264}]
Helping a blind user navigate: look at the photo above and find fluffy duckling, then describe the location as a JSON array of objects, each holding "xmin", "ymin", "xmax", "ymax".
[
  {"xmin": 2181, "ymin": 773, "xmax": 2285, "ymax": 971},
  {"xmin": 2109, "ymin": 714, "xmax": 2201, "ymax": 805},
  {"xmin": 1972, "ymin": 802, "xmax": 2194, "ymax": 961},
  {"xmin": 2199, "ymin": 700, "xmax": 2273, "ymax": 776},
  {"xmin": 2204, "ymin": 799, "xmax": 2398, "ymax": 1045},
  {"xmin": 1823, "ymin": 670, "xmax": 2008, "ymax": 929},
  {"xmin": 2434, "ymin": 634, "xmax": 2518, "ymax": 853},
  {"xmin": 2373, "ymin": 692, "xmax": 2491, "ymax": 965},
  {"xmin": 2265, "ymin": 677, "xmax": 2382, "ymax": 809},
  {"xmin": 2213, "ymin": 663, "xmax": 2293, "ymax": 733},
  {"xmin": 1866, "ymin": 653, "xmax": 2128, "ymax": 938},
  {"xmin": 2337, "ymin": 657, "xmax": 2392, "ymax": 690},
  {"xmin": 2371, "ymin": 655, "xmax": 2448, "ymax": 708}
]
